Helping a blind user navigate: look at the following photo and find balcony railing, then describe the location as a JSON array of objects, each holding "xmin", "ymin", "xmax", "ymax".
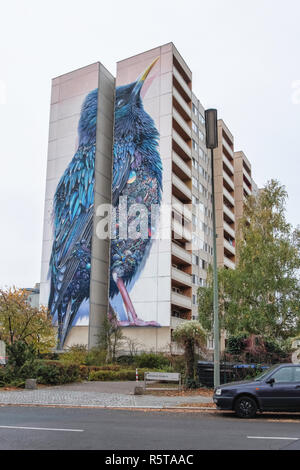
[
  {"xmin": 173, "ymin": 66, "xmax": 192, "ymax": 99},
  {"xmin": 172, "ymin": 219, "xmax": 192, "ymax": 242},
  {"xmin": 224, "ymin": 238, "xmax": 235, "ymax": 255},
  {"xmin": 243, "ymin": 181, "xmax": 251, "ymax": 196},
  {"xmin": 223, "ymin": 221, "xmax": 235, "ymax": 239},
  {"xmin": 173, "ymin": 108, "xmax": 191, "ymax": 138},
  {"xmin": 223, "ymin": 170, "xmax": 234, "ymax": 190},
  {"xmin": 172, "ymin": 173, "xmax": 192, "ymax": 201},
  {"xmin": 222, "ymin": 137, "xmax": 234, "ymax": 157},
  {"xmin": 172, "ymin": 195, "xmax": 192, "ymax": 221},
  {"xmin": 224, "ymin": 256, "xmax": 236, "ymax": 270},
  {"xmin": 172, "ymin": 242, "xmax": 192, "ymax": 264},
  {"xmin": 223, "ymin": 203, "xmax": 235, "ymax": 222},
  {"xmin": 171, "ymin": 316, "xmax": 189, "ymax": 328},
  {"xmin": 223, "ymin": 152, "xmax": 234, "ymax": 175},
  {"xmin": 171, "ymin": 266, "xmax": 192, "ymax": 286},
  {"xmin": 173, "ymin": 130, "xmax": 191, "ymax": 159},
  {"xmin": 223, "ymin": 187, "xmax": 235, "ymax": 206},
  {"xmin": 173, "ymin": 87, "xmax": 191, "ymax": 118},
  {"xmin": 171, "ymin": 291, "xmax": 192, "ymax": 310}
]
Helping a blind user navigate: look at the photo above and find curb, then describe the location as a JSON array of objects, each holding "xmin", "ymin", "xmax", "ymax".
[{"xmin": 0, "ymin": 402, "xmax": 217, "ymax": 411}]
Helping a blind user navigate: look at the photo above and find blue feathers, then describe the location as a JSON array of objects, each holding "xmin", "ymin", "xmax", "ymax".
[
  {"xmin": 48, "ymin": 89, "xmax": 98, "ymax": 348},
  {"xmin": 109, "ymin": 73, "xmax": 163, "ymax": 303}
]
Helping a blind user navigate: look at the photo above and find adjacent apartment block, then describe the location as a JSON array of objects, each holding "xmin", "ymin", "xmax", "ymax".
[{"xmin": 40, "ymin": 43, "xmax": 255, "ymax": 352}]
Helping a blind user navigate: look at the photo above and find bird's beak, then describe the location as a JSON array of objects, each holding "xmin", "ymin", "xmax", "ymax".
[{"xmin": 132, "ymin": 57, "xmax": 159, "ymax": 96}]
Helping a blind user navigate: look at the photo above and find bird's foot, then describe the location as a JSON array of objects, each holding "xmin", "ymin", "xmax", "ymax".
[{"xmin": 117, "ymin": 320, "xmax": 132, "ymax": 326}]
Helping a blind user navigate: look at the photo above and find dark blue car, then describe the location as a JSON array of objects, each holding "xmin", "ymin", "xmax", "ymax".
[{"xmin": 213, "ymin": 363, "xmax": 300, "ymax": 418}]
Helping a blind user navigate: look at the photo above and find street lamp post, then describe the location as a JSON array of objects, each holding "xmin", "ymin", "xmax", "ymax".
[{"xmin": 204, "ymin": 109, "xmax": 220, "ymax": 388}]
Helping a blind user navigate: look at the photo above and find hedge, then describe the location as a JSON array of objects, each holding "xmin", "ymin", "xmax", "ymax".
[{"xmin": 88, "ymin": 368, "xmax": 166, "ymax": 382}]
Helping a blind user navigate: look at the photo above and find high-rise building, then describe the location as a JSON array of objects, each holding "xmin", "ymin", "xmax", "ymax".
[{"xmin": 40, "ymin": 43, "xmax": 256, "ymax": 352}]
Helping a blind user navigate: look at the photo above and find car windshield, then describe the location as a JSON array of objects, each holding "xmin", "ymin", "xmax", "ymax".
[{"xmin": 254, "ymin": 364, "xmax": 279, "ymax": 381}]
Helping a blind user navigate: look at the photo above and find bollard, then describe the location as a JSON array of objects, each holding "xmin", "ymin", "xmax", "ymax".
[{"xmin": 25, "ymin": 379, "xmax": 37, "ymax": 390}]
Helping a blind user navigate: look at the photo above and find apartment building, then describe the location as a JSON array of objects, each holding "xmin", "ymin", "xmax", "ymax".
[{"xmin": 40, "ymin": 43, "xmax": 254, "ymax": 351}]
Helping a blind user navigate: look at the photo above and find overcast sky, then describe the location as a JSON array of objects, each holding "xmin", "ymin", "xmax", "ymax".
[{"xmin": 0, "ymin": 0, "xmax": 299, "ymax": 288}]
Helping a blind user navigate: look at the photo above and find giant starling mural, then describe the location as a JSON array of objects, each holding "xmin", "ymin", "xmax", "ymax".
[
  {"xmin": 48, "ymin": 58, "xmax": 162, "ymax": 348},
  {"xmin": 109, "ymin": 58, "xmax": 162, "ymax": 327}
]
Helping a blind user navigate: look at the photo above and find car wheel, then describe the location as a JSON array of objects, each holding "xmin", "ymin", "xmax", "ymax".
[{"xmin": 234, "ymin": 396, "xmax": 257, "ymax": 419}]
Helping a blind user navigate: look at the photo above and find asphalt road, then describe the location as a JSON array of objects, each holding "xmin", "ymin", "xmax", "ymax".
[{"xmin": 1, "ymin": 407, "xmax": 300, "ymax": 451}]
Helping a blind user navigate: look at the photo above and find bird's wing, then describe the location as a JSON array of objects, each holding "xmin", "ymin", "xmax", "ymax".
[
  {"xmin": 112, "ymin": 142, "xmax": 133, "ymax": 206},
  {"xmin": 48, "ymin": 145, "xmax": 95, "ymax": 315}
]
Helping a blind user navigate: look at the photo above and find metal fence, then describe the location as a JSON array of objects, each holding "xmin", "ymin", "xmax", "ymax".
[{"xmin": 197, "ymin": 361, "xmax": 271, "ymax": 388}]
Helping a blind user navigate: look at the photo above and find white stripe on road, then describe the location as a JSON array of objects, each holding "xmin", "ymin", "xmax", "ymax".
[
  {"xmin": 0, "ymin": 425, "xmax": 83, "ymax": 432},
  {"xmin": 247, "ymin": 436, "xmax": 299, "ymax": 441}
]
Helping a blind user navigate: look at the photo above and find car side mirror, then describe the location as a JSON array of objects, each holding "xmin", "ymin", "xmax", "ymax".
[{"xmin": 266, "ymin": 378, "xmax": 275, "ymax": 385}]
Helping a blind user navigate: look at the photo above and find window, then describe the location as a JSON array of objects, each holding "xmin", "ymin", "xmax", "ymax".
[
  {"xmin": 192, "ymin": 195, "xmax": 199, "ymax": 205},
  {"xmin": 192, "ymin": 103, "xmax": 198, "ymax": 116},
  {"xmin": 271, "ymin": 367, "xmax": 300, "ymax": 383},
  {"xmin": 192, "ymin": 158, "xmax": 198, "ymax": 169},
  {"xmin": 192, "ymin": 294, "xmax": 196, "ymax": 305},
  {"xmin": 199, "ymin": 130, "xmax": 204, "ymax": 141},
  {"xmin": 199, "ymin": 147, "xmax": 204, "ymax": 159},
  {"xmin": 192, "ymin": 176, "xmax": 198, "ymax": 188},
  {"xmin": 199, "ymin": 112, "xmax": 205, "ymax": 125},
  {"xmin": 192, "ymin": 254, "xmax": 199, "ymax": 265},
  {"xmin": 192, "ymin": 121, "xmax": 198, "ymax": 134},
  {"xmin": 192, "ymin": 139, "xmax": 198, "ymax": 151}
]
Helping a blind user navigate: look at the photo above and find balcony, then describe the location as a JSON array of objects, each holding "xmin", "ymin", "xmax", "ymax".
[
  {"xmin": 172, "ymin": 195, "xmax": 192, "ymax": 221},
  {"xmin": 223, "ymin": 152, "xmax": 234, "ymax": 174},
  {"xmin": 173, "ymin": 87, "xmax": 191, "ymax": 119},
  {"xmin": 224, "ymin": 238, "xmax": 235, "ymax": 255},
  {"xmin": 223, "ymin": 204, "xmax": 235, "ymax": 222},
  {"xmin": 172, "ymin": 172, "xmax": 192, "ymax": 202},
  {"xmin": 173, "ymin": 108, "xmax": 191, "ymax": 138},
  {"xmin": 172, "ymin": 151, "xmax": 192, "ymax": 179},
  {"xmin": 173, "ymin": 66, "xmax": 192, "ymax": 99},
  {"xmin": 223, "ymin": 221, "xmax": 235, "ymax": 239},
  {"xmin": 173, "ymin": 130, "xmax": 191, "ymax": 161},
  {"xmin": 172, "ymin": 242, "xmax": 192, "ymax": 265},
  {"xmin": 171, "ymin": 316, "xmax": 189, "ymax": 328},
  {"xmin": 224, "ymin": 256, "xmax": 235, "ymax": 270},
  {"xmin": 223, "ymin": 170, "xmax": 234, "ymax": 191},
  {"xmin": 223, "ymin": 187, "xmax": 235, "ymax": 206},
  {"xmin": 222, "ymin": 137, "xmax": 234, "ymax": 157},
  {"xmin": 171, "ymin": 266, "xmax": 192, "ymax": 287},
  {"xmin": 172, "ymin": 218, "xmax": 192, "ymax": 242},
  {"xmin": 243, "ymin": 181, "xmax": 251, "ymax": 196},
  {"xmin": 171, "ymin": 291, "xmax": 192, "ymax": 310},
  {"xmin": 243, "ymin": 163, "xmax": 251, "ymax": 181}
]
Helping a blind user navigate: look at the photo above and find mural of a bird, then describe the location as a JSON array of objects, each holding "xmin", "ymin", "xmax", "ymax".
[
  {"xmin": 48, "ymin": 89, "xmax": 98, "ymax": 349},
  {"xmin": 109, "ymin": 57, "xmax": 162, "ymax": 326}
]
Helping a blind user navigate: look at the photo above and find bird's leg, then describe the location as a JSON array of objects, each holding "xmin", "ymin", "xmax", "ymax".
[{"xmin": 113, "ymin": 273, "xmax": 160, "ymax": 327}]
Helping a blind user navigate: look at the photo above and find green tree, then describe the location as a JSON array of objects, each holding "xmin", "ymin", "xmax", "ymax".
[
  {"xmin": 198, "ymin": 180, "xmax": 300, "ymax": 342},
  {"xmin": 98, "ymin": 312, "xmax": 125, "ymax": 363},
  {"xmin": 0, "ymin": 287, "xmax": 56, "ymax": 353},
  {"xmin": 172, "ymin": 321, "xmax": 206, "ymax": 388}
]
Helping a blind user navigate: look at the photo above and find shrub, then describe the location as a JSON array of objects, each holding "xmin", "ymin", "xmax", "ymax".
[
  {"xmin": 88, "ymin": 368, "xmax": 165, "ymax": 382},
  {"xmin": 134, "ymin": 352, "xmax": 170, "ymax": 370},
  {"xmin": 60, "ymin": 344, "xmax": 88, "ymax": 365},
  {"xmin": 35, "ymin": 361, "xmax": 81, "ymax": 385},
  {"xmin": 84, "ymin": 348, "xmax": 107, "ymax": 366}
]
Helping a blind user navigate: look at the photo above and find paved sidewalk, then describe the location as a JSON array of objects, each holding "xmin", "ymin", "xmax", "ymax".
[{"xmin": 0, "ymin": 381, "xmax": 213, "ymax": 408}]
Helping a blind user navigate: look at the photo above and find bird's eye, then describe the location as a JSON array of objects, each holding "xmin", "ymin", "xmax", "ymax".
[{"xmin": 117, "ymin": 99, "xmax": 124, "ymax": 108}]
